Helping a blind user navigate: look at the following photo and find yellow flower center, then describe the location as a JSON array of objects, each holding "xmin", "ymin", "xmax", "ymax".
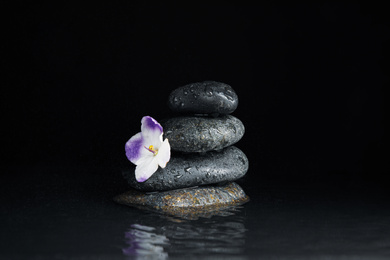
[{"xmin": 145, "ymin": 145, "xmax": 158, "ymax": 155}]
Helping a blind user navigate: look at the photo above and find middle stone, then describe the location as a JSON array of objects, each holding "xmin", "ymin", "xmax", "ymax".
[
  {"xmin": 161, "ymin": 115, "xmax": 245, "ymax": 153},
  {"xmin": 122, "ymin": 146, "xmax": 248, "ymax": 192}
]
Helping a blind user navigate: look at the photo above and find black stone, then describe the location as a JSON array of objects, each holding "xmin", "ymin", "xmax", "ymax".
[
  {"xmin": 161, "ymin": 115, "xmax": 244, "ymax": 153},
  {"xmin": 114, "ymin": 182, "xmax": 250, "ymax": 220},
  {"xmin": 168, "ymin": 81, "xmax": 238, "ymax": 115},
  {"xmin": 123, "ymin": 146, "xmax": 248, "ymax": 191}
]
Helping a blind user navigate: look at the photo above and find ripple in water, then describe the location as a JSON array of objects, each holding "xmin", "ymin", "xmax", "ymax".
[
  {"xmin": 123, "ymin": 224, "xmax": 169, "ymax": 259},
  {"xmin": 122, "ymin": 206, "xmax": 247, "ymax": 259}
]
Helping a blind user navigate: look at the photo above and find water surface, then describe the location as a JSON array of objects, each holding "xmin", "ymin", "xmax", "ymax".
[{"xmin": 1, "ymin": 163, "xmax": 389, "ymax": 259}]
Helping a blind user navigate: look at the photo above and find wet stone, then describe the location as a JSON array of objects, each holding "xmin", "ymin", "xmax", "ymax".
[
  {"xmin": 168, "ymin": 81, "xmax": 238, "ymax": 115},
  {"xmin": 123, "ymin": 146, "xmax": 249, "ymax": 191},
  {"xmin": 161, "ymin": 115, "xmax": 244, "ymax": 153},
  {"xmin": 114, "ymin": 182, "xmax": 250, "ymax": 220}
]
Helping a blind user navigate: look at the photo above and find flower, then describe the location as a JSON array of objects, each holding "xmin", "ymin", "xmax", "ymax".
[{"xmin": 125, "ymin": 116, "xmax": 171, "ymax": 182}]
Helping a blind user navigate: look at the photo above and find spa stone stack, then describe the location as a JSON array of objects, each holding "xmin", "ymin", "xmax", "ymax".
[{"xmin": 115, "ymin": 81, "xmax": 249, "ymax": 219}]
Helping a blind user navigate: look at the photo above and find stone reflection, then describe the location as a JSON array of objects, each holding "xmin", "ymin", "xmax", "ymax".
[{"xmin": 122, "ymin": 206, "xmax": 247, "ymax": 258}]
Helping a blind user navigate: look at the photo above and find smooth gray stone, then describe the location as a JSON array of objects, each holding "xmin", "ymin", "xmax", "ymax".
[
  {"xmin": 123, "ymin": 146, "xmax": 249, "ymax": 192},
  {"xmin": 168, "ymin": 81, "xmax": 238, "ymax": 115},
  {"xmin": 161, "ymin": 115, "xmax": 244, "ymax": 153}
]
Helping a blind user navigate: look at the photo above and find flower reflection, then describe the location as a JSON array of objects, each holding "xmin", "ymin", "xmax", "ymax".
[
  {"xmin": 122, "ymin": 206, "xmax": 247, "ymax": 258},
  {"xmin": 123, "ymin": 224, "xmax": 169, "ymax": 259}
]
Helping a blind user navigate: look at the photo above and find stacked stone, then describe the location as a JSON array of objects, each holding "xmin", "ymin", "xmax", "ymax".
[{"xmin": 115, "ymin": 81, "xmax": 249, "ymax": 219}]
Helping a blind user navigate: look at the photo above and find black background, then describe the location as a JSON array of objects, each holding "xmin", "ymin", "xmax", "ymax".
[
  {"xmin": 3, "ymin": 2, "xmax": 388, "ymax": 186},
  {"xmin": 1, "ymin": 2, "xmax": 389, "ymax": 258}
]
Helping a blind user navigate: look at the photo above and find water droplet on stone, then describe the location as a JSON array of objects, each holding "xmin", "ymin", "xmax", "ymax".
[
  {"xmin": 205, "ymin": 86, "xmax": 213, "ymax": 97},
  {"xmin": 180, "ymin": 102, "xmax": 184, "ymax": 107},
  {"xmin": 206, "ymin": 172, "xmax": 211, "ymax": 178},
  {"xmin": 184, "ymin": 167, "xmax": 192, "ymax": 173},
  {"xmin": 183, "ymin": 90, "xmax": 188, "ymax": 95},
  {"xmin": 224, "ymin": 88, "xmax": 235, "ymax": 101},
  {"xmin": 238, "ymin": 156, "xmax": 246, "ymax": 165},
  {"xmin": 173, "ymin": 97, "xmax": 179, "ymax": 103},
  {"xmin": 224, "ymin": 93, "xmax": 234, "ymax": 101},
  {"xmin": 190, "ymin": 87, "xmax": 195, "ymax": 93}
]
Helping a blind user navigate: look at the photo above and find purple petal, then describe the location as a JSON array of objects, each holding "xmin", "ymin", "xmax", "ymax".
[
  {"xmin": 125, "ymin": 132, "xmax": 144, "ymax": 164},
  {"xmin": 138, "ymin": 176, "xmax": 148, "ymax": 182},
  {"xmin": 141, "ymin": 116, "xmax": 163, "ymax": 136}
]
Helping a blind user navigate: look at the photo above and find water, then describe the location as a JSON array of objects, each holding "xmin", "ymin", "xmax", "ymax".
[
  {"xmin": 118, "ymin": 189, "xmax": 390, "ymax": 259},
  {"xmin": 1, "ymin": 162, "xmax": 390, "ymax": 259},
  {"xmin": 123, "ymin": 208, "xmax": 246, "ymax": 259}
]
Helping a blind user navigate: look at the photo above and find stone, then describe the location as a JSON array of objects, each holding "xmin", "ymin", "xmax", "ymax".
[
  {"xmin": 114, "ymin": 182, "xmax": 249, "ymax": 220},
  {"xmin": 161, "ymin": 115, "xmax": 244, "ymax": 153},
  {"xmin": 168, "ymin": 81, "xmax": 238, "ymax": 115},
  {"xmin": 123, "ymin": 146, "xmax": 248, "ymax": 191}
]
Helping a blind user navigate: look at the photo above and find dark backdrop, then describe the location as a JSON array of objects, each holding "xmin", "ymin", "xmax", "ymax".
[{"xmin": 2, "ymin": 3, "xmax": 388, "ymax": 187}]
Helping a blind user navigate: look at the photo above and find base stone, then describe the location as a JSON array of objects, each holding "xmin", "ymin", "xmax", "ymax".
[{"xmin": 114, "ymin": 182, "xmax": 249, "ymax": 220}]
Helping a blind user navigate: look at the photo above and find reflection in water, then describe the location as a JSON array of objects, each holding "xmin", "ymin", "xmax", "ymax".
[
  {"xmin": 123, "ymin": 224, "xmax": 169, "ymax": 259},
  {"xmin": 123, "ymin": 206, "xmax": 247, "ymax": 259}
]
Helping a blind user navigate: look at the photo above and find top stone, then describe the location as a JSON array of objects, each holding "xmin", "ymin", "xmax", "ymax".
[{"xmin": 168, "ymin": 81, "xmax": 238, "ymax": 115}]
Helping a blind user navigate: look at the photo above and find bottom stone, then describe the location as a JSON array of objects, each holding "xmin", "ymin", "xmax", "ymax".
[{"xmin": 114, "ymin": 182, "xmax": 249, "ymax": 220}]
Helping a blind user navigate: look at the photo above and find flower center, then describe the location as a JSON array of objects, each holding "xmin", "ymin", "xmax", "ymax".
[{"xmin": 144, "ymin": 145, "xmax": 158, "ymax": 155}]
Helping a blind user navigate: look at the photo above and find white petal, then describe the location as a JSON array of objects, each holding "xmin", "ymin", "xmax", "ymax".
[
  {"xmin": 135, "ymin": 156, "xmax": 159, "ymax": 182},
  {"xmin": 141, "ymin": 116, "xmax": 163, "ymax": 147},
  {"xmin": 157, "ymin": 138, "xmax": 170, "ymax": 168}
]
